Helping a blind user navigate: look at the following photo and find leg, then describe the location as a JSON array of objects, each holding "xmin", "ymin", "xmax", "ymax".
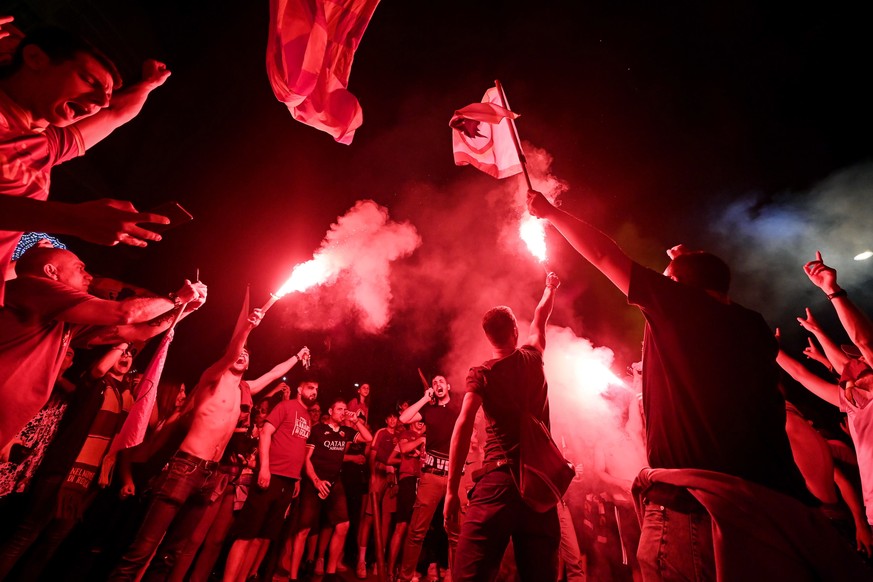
[
  {"xmin": 398, "ymin": 473, "xmax": 445, "ymax": 581},
  {"xmin": 452, "ymin": 470, "xmax": 515, "ymax": 582},
  {"xmin": 513, "ymin": 503, "xmax": 560, "ymax": 582},
  {"xmin": 109, "ymin": 458, "xmax": 206, "ymax": 581},
  {"xmin": 223, "ymin": 539, "xmax": 255, "ymax": 582},
  {"xmin": 388, "ymin": 522, "xmax": 408, "ymax": 577},
  {"xmin": 328, "ymin": 521, "xmax": 351, "ymax": 574},
  {"xmin": 168, "ymin": 483, "xmax": 226, "ymax": 582},
  {"xmin": 557, "ymin": 500, "xmax": 586, "ymax": 582},
  {"xmin": 189, "ymin": 489, "xmax": 236, "ymax": 582},
  {"xmin": 289, "ymin": 528, "xmax": 310, "ymax": 579},
  {"xmin": 245, "ymin": 538, "xmax": 270, "ymax": 580},
  {"xmin": 636, "ymin": 502, "xmax": 714, "ymax": 582}
]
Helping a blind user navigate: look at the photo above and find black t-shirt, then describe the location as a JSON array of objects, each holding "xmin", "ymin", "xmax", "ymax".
[
  {"xmin": 420, "ymin": 400, "xmax": 460, "ymax": 459},
  {"xmin": 628, "ymin": 263, "xmax": 814, "ymax": 504},
  {"xmin": 307, "ymin": 422, "xmax": 357, "ymax": 482},
  {"xmin": 467, "ymin": 345, "xmax": 549, "ymax": 464}
]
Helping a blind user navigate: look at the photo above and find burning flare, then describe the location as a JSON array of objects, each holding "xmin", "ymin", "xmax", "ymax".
[{"xmin": 519, "ymin": 213, "xmax": 547, "ymax": 262}]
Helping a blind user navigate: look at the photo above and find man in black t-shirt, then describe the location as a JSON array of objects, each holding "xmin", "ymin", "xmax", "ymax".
[
  {"xmin": 397, "ymin": 375, "xmax": 460, "ymax": 582},
  {"xmin": 525, "ymin": 190, "xmax": 842, "ymax": 579},
  {"xmin": 445, "ymin": 273, "xmax": 561, "ymax": 582},
  {"xmin": 287, "ymin": 398, "xmax": 371, "ymax": 582}
]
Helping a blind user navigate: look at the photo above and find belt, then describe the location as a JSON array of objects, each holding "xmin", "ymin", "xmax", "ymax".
[
  {"xmin": 644, "ymin": 482, "xmax": 704, "ymax": 514},
  {"xmin": 421, "ymin": 465, "xmax": 448, "ymax": 476},
  {"xmin": 174, "ymin": 450, "xmax": 219, "ymax": 471},
  {"xmin": 471, "ymin": 457, "xmax": 513, "ymax": 481}
]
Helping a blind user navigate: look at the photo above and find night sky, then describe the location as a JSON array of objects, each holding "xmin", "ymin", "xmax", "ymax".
[{"xmin": 5, "ymin": 1, "xmax": 872, "ymax": 422}]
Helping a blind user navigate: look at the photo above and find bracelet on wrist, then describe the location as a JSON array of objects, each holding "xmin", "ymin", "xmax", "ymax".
[{"xmin": 827, "ymin": 289, "xmax": 847, "ymax": 301}]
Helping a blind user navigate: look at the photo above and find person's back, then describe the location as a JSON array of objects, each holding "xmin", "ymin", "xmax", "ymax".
[
  {"xmin": 629, "ymin": 263, "xmax": 811, "ymax": 502},
  {"xmin": 470, "ymin": 345, "xmax": 548, "ymax": 465}
]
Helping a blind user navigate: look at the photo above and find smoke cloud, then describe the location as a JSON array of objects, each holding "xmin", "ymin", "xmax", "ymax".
[
  {"xmin": 704, "ymin": 162, "xmax": 873, "ymax": 331},
  {"xmin": 282, "ymin": 199, "xmax": 421, "ymax": 333}
]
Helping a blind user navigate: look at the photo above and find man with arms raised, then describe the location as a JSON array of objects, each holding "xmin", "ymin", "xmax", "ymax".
[
  {"xmin": 445, "ymin": 273, "xmax": 560, "ymax": 581},
  {"xmin": 0, "ymin": 246, "xmax": 205, "ymax": 449},
  {"xmin": 0, "ymin": 24, "xmax": 172, "ymax": 302},
  {"xmin": 526, "ymin": 190, "xmax": 866, "ymax": 579},
  {"xmin": 110, "ymin": 309, "xmax": 264, "ymax": 581}
]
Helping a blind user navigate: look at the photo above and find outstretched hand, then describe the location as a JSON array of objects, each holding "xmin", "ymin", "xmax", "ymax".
[
  {"xmin": 797, "ymin": 308, "xmax": 822, "ymax": 334},
  {"xmin": 69, "ymin": 199, "xmax": 169, "ymax": 247},
  {"xmin": 803, "ymin": 251, "xmax": 839, "ymax": 294}
]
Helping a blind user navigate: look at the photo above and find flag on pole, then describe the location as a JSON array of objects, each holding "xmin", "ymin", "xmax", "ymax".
[
  {"xmin": 109, "ymin": 323, "xmax": 178, "ymax": 454},
  {"xmin": 267, "ymin": 0, "xmax": 380, "ymax": 145},
  {"xmin": 450, "ymin": 87, "xmax": 523, "ymax": 179}
]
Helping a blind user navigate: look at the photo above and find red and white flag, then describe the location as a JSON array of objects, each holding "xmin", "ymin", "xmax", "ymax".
[
  {"xmin": 267, "ymin": 0, "xmax": 380, "ymax": 145},
  {"xmin": 450, "ymin": 87, "xmax": 523, "ymax": 179},
  {"xmin": 109, "ymin": 326, "xmax": 176, "ymax": 454}
]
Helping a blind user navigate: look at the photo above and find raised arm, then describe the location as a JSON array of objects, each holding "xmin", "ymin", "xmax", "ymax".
[
  {"xmin": 527, "ymin": 190, "xmax": 634, "ymax": 296},
  {"xmin": 0, "ymin": 196, "xmax": 168, "ymax": 248},
  {"xmin": 444, "ymin": 391, "xmax": 482, "ymax": 528},
  {"xmin": 73, "ymin": 60, "xmax": 171, "ymax": 149},
  {"xmin": 526, "ymin": 272, "xmax": 559, "ymax": 351},
  {"xmin": 199, "ymin": 309, "xmax": 263, "ymax": 385},
  {"xmin": 797, "ymin": 308, "xmax": 846, "ymax": 374},
  {"xmin": 247, "ymin": 347, "xmax": 310, "ymax": 394},
  {"xmin": 399, "ymin": 390, "xmax": 432, "ymax": 425},
  {"xmin": 352, "ymin": 417, "xmax": 373, "ymax": 444},
  {"xmin": 89, "ymin": 342, "xmax": 129, "ymax": 379},
  {"xmin": 776, "ymin": 349, "xmax": 840, "ymax": 407},
  {"xmin": 804, "ymin": 251, "xmax": 873, "ymax": 364}
]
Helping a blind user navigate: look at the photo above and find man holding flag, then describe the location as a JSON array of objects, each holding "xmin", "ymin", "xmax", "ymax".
[{"xmin": 110, "ymin": 308, "xmax": 265, "ymax": 581}]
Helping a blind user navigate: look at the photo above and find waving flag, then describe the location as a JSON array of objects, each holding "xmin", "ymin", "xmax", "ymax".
[
  {"xmin": 450, "ymin": 87, "xmax": 523, "ymax": 179},
  {"xmin": 267, "ymin": 0, "xmax": 380, "ymax": 145},
  {"xmin": 109, "ymin": 323, "xmax": 178, "ymax": 454}
]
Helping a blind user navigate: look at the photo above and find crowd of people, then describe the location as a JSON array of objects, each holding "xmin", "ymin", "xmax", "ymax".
[{"xmin": 3, "ymin": 16, "xmax": 873, "ymax": 582}]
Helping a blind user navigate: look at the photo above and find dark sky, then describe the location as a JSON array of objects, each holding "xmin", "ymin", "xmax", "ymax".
[{"xmin": 6, "ymin": 1, "xmax": 873, "ymax": 418}]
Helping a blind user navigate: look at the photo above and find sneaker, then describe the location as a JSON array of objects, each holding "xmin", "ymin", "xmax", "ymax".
[
  {"xmin": 314, "ymin": 557, "xmax": 325, "ymax": 576},
  {"xmin": 356, "ymin": 561, "xmax": 368, "ymax": 579},
  {"xmin": 337, "ymin": 562, "xmax": 348, "ymax": 572}
]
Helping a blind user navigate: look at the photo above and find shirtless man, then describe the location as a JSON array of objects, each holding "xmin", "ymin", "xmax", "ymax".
[{"xmin": 109, "ymin": 309, "xmax": 265, "ymax": 581}]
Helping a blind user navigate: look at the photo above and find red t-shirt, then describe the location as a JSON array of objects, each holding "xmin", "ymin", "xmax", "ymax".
[
  {"xmin": 0, "ymin": 276, "xmax": 94, "ymax": 448},
  {"xmin": 265, "ymin": 399, "xmax": 311, "ymax": 479},
  {"xmin": 397, "ymin": 428, "xmax": 424, "ymax": 478},
  {"xmin": 0, "ymin": 90, "xmax": 84, "ymax": 304}
]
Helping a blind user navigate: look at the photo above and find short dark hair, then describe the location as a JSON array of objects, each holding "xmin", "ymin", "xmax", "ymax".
[
  {"xmin": 668, "ymin": 251, "xmax": 731, "ymax": 294},
  {"xmin": 328, "ymin": 397, "xmax": 347, "ymax": 410},
  {"xmin": 2, "ymin": 26, "xmax": 122, "ymax": 86},
  {"xmin": 14, "ymin": 246, "xmax": 68, "ymax": 277},
  {"xmin": 482, "ymin": 306, "xmax": 517, "ymax": 345}
]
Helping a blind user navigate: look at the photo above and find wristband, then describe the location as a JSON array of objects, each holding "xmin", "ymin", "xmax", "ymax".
[
  {"xmin": 827, "ymin": 289, "xmax": 847, "ymax": 301},
  {"xmin": 169, "ymin": 293, "xmax": 184, "ymax": 308}
]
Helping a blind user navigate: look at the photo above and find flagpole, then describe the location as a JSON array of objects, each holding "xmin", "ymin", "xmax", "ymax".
[
  {"xmin": 494, "ymin": 80, "xmax": 532, "ymax": 190},
  {"xmin": 495, "ymin": 81, "xmax": 554, "ymax": 277}
]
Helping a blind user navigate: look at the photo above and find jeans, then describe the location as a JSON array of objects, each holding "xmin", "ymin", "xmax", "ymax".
[
  {"xmin": 453, "ymin": 468, "xmax": 559, "ymax": 582},
  {"xmin": 557, "ymin": 499, "xmax": 586, "ymax": 582},
  {"xmin": 108, "ymin": 454, "xmax": 226, "ymax": 581},
  {"xmin": 637, "ymin": 501, "xmax": 715, "ymax": 581},
  {"xmin": 398, "ymin": 471, "xmax": 460, "ymax": 580}
]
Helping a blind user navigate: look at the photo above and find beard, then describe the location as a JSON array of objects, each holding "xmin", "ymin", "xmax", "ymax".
[{"xmin": 301, "ymin": 392, "xmax": 318, "ymax": 407}]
